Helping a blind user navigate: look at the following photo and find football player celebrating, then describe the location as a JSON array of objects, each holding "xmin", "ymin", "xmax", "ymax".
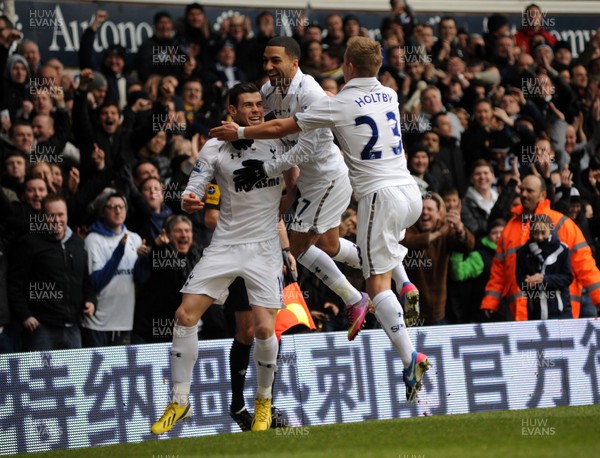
[
  {"xmin": 210, "ymin": 37, "xmax": 430, "ymax": 402},
  {"xmin": 238, "ymin": 37, "xmax": 371, "ymax": 341},
  {"xmin": 152, "ymin": 83, "xmax": 291, "ymax": 435}
]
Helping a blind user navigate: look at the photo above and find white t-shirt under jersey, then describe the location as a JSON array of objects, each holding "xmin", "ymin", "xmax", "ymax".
[
  {"xmin": 295, "ymin": 77, "xmax": 416, "ymax": 200},
  {"xmin": 184, "ymin": 138, "xmax": 282, "ymax": 245},
  {"xmin": 261, "ymin": 69, "xmax": 348, "ymax": 188}
]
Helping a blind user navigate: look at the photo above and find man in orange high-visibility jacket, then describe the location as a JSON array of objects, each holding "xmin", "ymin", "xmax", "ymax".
[{"xmin": 481, "ymin": 175, "xmax": 600, "ymax": 320}]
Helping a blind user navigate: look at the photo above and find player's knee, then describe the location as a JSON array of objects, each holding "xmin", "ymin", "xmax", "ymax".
[
  {"xmin": 175, "ymin": 305, "xmax": 197, "ymax": 327},
  {"xmin": 253, "ymin": 323, "xmax": 274, "ymax": 341},
  {"xmin": 315, "ymin": 238, "xmax": 338, "ymax": 257},
  {"xmin": 235, "ymin": 326, "xmax": 254, "ymax": 345}
]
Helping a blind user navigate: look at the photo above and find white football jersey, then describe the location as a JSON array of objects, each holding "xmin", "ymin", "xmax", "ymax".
[
  {"xmin": 295, "ymin": 77, "xmax": 416, "ymax": 199},
  {"xmin": 261, "ymin": 69, "xmax": 348, "ymax": 189},
  {"xmin": 184, "ymin": 138, "xmax": 282, "ymax": 245}
]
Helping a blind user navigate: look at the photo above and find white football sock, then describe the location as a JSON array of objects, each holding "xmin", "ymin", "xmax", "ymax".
[
  {"xmin": 392, "ymin": 263, "xmax": 411, "ymax": 292},
  {"xmin": 332, "ymin": 238, "xmax": 362, "ymax": 270},
  {"xmin": 298, "ymin": 245, "xmax": 362, "ymax": 305},
  {"xmin": 253, "ymin": 333, "xmax": 278, "ymax": 399},
  {"xmin": 171, "ymin": 324, "xmax": 198, "ymax": 405},
  {"xmin": 373, "ymin": 290, "xmax": 415, "ymax": 367}
]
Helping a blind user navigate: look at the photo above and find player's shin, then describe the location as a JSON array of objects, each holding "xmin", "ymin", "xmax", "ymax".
[
  {"xmin": 253, "ymin": 333, "xmax": 278, "ymax": 398},
  {"xmin": 230, "ymin": 338, "xmax": 252, "ymax": 412},
  {"xmin": 332, "ymin": 238, "xmax": 362, "ymax": 270},
  {"xmin": 298, "ymin": 245, "xmax": 362, "ymax": 305},
  {"xmin": 170, "ymin": 324, "xmax": 199, "ymax": 405},
  {"xmin": 372, "ymin": 290, "xmax": 415, "ymax": 367}
]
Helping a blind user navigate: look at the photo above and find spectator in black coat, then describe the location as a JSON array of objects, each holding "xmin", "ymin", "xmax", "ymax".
[
  {"xmin": 516, "ymin": 214, "xmax": 573, "ymax": 320},
  {"xmin": 7, "ymin": 194, "xmax": 96, "ymax": 350}
]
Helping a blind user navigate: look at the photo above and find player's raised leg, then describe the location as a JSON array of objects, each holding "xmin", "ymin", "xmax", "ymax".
[
  {"xmin": 291, "ymin": 228, "xmax": 369, "ymax": 341},
  {"xmin": 391, "ymin": 246, "xmax": 420, "ymax": 326},
  {"xmin": 151, "ymin": 293, "xmax": 212, "ymax": 435}
]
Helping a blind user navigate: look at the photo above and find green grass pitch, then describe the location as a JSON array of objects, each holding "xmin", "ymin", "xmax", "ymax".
[{"xmin": 17, "ymin": 404, "xmax": 600, "ymax": 458}]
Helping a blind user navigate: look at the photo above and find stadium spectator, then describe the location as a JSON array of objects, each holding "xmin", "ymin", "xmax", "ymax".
[
  {"xmin": 1, "ymin": 175, "xmax": 47, "ymax": 241},
  {"xmin": 323, "ymin": 14, "xmax": 344, "ymax": 48},
  {"xmin": 419, "ymin": 86, "xmax": 463, "ymax": 139},
  {"xmin": 128, "ymin": 176, "xmax": 173, "ymax": 243},
  {"xmin": 421, "ymin": 130, "xmax": 453, "ymax": 192},
  {"xmin": 432, "ymin": 112, "xmax": 467, "ymax": 195},
  {"xmin": 2, "ymin": 151, "xmax": 26, "ymax": 195},
  {"xmin": 516, "ymin": 214, "xmax": 573, "ymax": 319},
  {"xmin": 407, "ymin": 144, "xmax": 439, "ymax": 197},
  {"xmin": 1, "ymin": 55, "xmax": 30, "ymax": 122},
  {"xmin": 136, "ymin": 12, "xmax": 186, "ymax": 83},
  {"xmin": 15, "ymin": 39, "xmax": 42, "ymax": 77},
  {"xmin": 206, "ymin": 40, "xmax": 247, "ymax": 90},
  {"xmin": 461, "ymin": 160, "xmax": 504, "ymax": 238},
  {"xmin": 300, "ymin": 40, "xmax": 324, "ymax": 79},
  {"xmin": 482, "ymin": 175, "xmax": 600, "ymax": 320},
  {"xmin": 450, "ymin": 218, "xmax": 507, "ymax": 323},
  {"xmin": 79, "ymin": 10, "xmax": 132, "ymax": 109},
  {"xmin": 132, "ymin": 215, "xmax": 200, "ymax": 343},
  {"xmin": 515, "ymin": 3, "xmax": 557, "ymax": 54},
  {"xmin": 82, "ymin": 191, "xmax": 144, "ymax": 347},
  {"xmin": 7, "ymin": 194, "xmax": 95, "ymax": 351},
  {"xmin": 402, "ymin": 193, "xmax": 475, "ymax": 325}
]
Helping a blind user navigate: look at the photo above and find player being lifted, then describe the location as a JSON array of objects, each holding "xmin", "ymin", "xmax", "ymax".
[
  {"xmin": 211, "ymin": 37, "xmax": 430, "ymax": 402},
  {"xmin": 235, "ymin": 37, "xmax": 371, "ymax": 341},
  {"xmin": 152, "ymin": 83, "xmax": 290, "ymax": 435}
]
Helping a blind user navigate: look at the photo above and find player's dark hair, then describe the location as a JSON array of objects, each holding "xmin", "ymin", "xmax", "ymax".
[
  {"xmin": 228, "ymin": 82, "xmax": 260, "ymax": 107},
  {"xmin": 267, "ymin": 36, "xmax": 301, "ymax": 60}
]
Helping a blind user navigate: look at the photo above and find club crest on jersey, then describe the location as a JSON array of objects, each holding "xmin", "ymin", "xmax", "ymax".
[{"xmin": 192, "ymin": 159, "xmax": 202, "ymax": 173}]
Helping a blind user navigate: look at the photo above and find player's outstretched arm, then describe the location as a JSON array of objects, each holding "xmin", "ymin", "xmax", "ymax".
[{"xmin": 210, "ymin": 118, "xmax": 301, "ymax": 141}]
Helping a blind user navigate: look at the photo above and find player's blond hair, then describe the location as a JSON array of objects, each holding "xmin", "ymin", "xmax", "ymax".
[{"xmin": 345, "ymin": 37, "xmax": 383, "ymax": 77}]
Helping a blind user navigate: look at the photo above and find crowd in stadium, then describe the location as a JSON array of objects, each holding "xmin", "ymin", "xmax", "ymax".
[{"xmin": 1, "ymin": 0, "xmax": 600, "ymax": 353}]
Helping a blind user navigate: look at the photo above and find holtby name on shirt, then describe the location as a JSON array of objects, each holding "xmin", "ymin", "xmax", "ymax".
[{"xmin": 354, "ymin": 92, "xmax": 394, "ymax": 108}]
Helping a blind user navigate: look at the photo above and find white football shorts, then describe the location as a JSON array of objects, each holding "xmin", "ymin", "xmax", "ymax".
[
  {"xmin": 291, "ymin": 175, "xmax": 352, "ymax": 234},
  {"xmin": 357, "ymin": 183, "xmax": 422, "ymax": 279},
  {"xmin": 180, "ymin": 237, "xmax": 284, "ymax": 309}
]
